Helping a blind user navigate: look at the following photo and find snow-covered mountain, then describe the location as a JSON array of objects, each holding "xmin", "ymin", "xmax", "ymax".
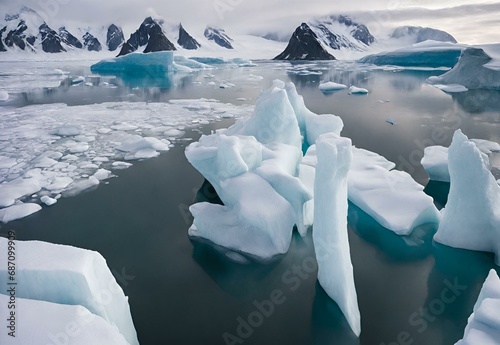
[
  {"xmin": 309, "ymin": 15, "xmax": 375, "ymax": 51},
  {"xmin": 204, "ymin": 26, "xmax": 233, "ymax": 49},
  {"xmin": 0, "ymin": 6, "xmax": 124, "ymax": 53},
  {"xmin": 118, "ymin": 17, "xmax": 176, "ymax": 56},
  {"xmin": 274, "ymin": 23, "xmax": 335, "ymax": 60},
  {"xmin": 0, "ymin": 5, "xmax": 459, "ymax": 60},
  {"xmin": 391, "ymin": 26, "xmax": 457, "ymax": 44}
]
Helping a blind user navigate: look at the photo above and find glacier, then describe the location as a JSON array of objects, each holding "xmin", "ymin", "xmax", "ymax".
[
  {"xmin": 427, "ymin": 47, "xmax": 500, "ymax": 90},
  {"xmin": 434, "ymin": 130, "xmax": 500, "ymax": 265},
  {"xmin": 313, "ymin": 133, "xmax": 361, "ymax": 336},
  {"xmin": 455, "ymin": 270, "xmax": 500, "ymax": 345},
  {"xmin": 0, "ymin": 295, "xmax": 130, "ymax": 345},
  {"xmin": 359, "ymin": 41, "xmax": 463, "ymax": 68},
  {"xmin": 0, "ymin": 238, "xmax": 139, "ymax": 345}
]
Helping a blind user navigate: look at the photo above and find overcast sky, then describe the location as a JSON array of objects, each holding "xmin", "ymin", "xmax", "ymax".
[{"xmin": 1, "ymin": 0, "xmax": 499, "ymax": 44}]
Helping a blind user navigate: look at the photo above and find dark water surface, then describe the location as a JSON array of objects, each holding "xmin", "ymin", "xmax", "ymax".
[{"xmin": 1, "ymin": 60, "xmax": 500, "ymax": 345}]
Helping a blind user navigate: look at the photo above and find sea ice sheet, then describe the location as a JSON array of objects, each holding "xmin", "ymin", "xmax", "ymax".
[{"xmin": 0, "ymin": 100, "xmax": 251, "ymax": 222}]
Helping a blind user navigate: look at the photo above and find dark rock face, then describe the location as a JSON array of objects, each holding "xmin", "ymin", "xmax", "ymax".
[
  {"xmin": 143, "ymin": 24, "xmax": 176, "ymax": 53},
  {"xmin": 39, "ymin": 23, "xmax": 66, "ymax": 53},
  {"xmin": 177, "ymin": 24, "xmax": 200, "ymax": 50},
  {"xmin": 117, "ymin": 42, "xmax": 135, "ymax": 56},
  {"xmin": 274, "ymin": 23, "xmax": 335, "ymax": 60},
  {"xmin": 204, "ymin": 26, "xmax": 233, "ymax": 49},
  {"xmin": 59, "ymin": 26, "xmax": 83, "ymax": 49},
  {"xmin": 5, "ymin": 21, "xmax": 28, "ymax": 50},
  {"xmin": 107, "ymin": 24, "xmax": 124, "ymax": 51},
  {"xmin": 83, "ymin": 32, "xmax": 102, "ymax": 51},
  {"xmin": 0, "ymin": 27, "xmax": 8, "ymax": 52},
  {"xmin": 118, "ymin": 17, "xmax": 157, "ymax": 56}
]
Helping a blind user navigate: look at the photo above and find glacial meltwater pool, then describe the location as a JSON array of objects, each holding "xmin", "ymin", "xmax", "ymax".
[{"xmin": 1, "ymin": 58, "xmax": 500, "ymax": 345}]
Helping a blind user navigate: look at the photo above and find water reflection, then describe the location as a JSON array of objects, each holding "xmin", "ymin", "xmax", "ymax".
[{"xmin": 451, "ymin": 89, "xmax": 500, "ymax": 113}]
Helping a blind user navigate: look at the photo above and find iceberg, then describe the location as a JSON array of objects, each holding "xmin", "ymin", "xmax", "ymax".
[
  {"xmin": 0, "ymin": 295, "xmax": 130, "ymax": 345},
  {"xmin": 428, "ymin": 47, "xmax": 500, "ymax": 90},
  {"xmin": 313, "ymin": 133, "xmax": 361, "ymax": 336},
  {"xmin": 91, "ymin": 51, "xmax": 174, "ymax": 75},
  {"xmin": 186, "ymin": 82, "xmax": 315, "ymax": 259},
  {"xmin": 422, "ymin": 139, "xmax": 499, "ymax": 182},
  {"xmin": 348, "ymin": 86, "xmax": 369, "ymax": 95},
  {"xmin": 434, "ymin": 130, "xmax": 500, "ymax": 265},
  {"xmin": 0, "ymin": 238, "xmax": 139, "ymax": 345},
  {"xmin": 359, "ymin": 41, "xmax": 463, "ymax": 68},
  {"xmin": 319, "ymin": 81, "xmax": 347, "ymax": 92},
  {"xmin": 456, "ymin": 270, "xmax": 500, "ymax": 345}
]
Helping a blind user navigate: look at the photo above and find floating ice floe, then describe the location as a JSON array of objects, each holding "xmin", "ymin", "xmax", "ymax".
[
  {"xmin": 456, "ymin": 270, "xmax": 500, "ymax": 345},
  {"xmin": 432, "ymin": 84, "xmax": 468, "ymax": 93},
  {"xmin": 427, "ymin": 47, "xmax": 500, "ymax": 90},
  {"xmin": 313, "ymin": 133, "xmax": 361, "ymax": 336},
  {"xmin": 0, "ymin": 238, "xmax": 139, "ymax": 345},
  {"xmin": 0, "ymin": 203, "xmax": 42, "ymax": 223},
  {"xmin": 348, "ymin": 148, "xmax": 441, "ymax": 235},
  {"xmin": 0, "ymin": 100, "xmax": 251, "ymax": 222},
  {"xmin": 319, "ymin": 81, "xmax": 347, "ymax": 92},
  {"xmin": 385, "ymin": 117, "xmax": 397, "ymax": 125},
  {"xmin": 348, "ymin": 86, "xmax": 369, "ymax": 95},
  {"xmin": 434, "ymin": 130, "xmax": 500, "ymax": 265}
]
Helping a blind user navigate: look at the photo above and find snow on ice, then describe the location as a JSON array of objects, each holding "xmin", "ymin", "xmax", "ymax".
[{"xmin": 0, "ymin": 237, "xmax": 139, "ymax": 344}]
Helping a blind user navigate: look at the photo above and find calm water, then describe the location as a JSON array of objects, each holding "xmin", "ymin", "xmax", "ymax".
[{"xmin": 1, "ymin": 58, "xmax": 500, "ymax": 345}]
